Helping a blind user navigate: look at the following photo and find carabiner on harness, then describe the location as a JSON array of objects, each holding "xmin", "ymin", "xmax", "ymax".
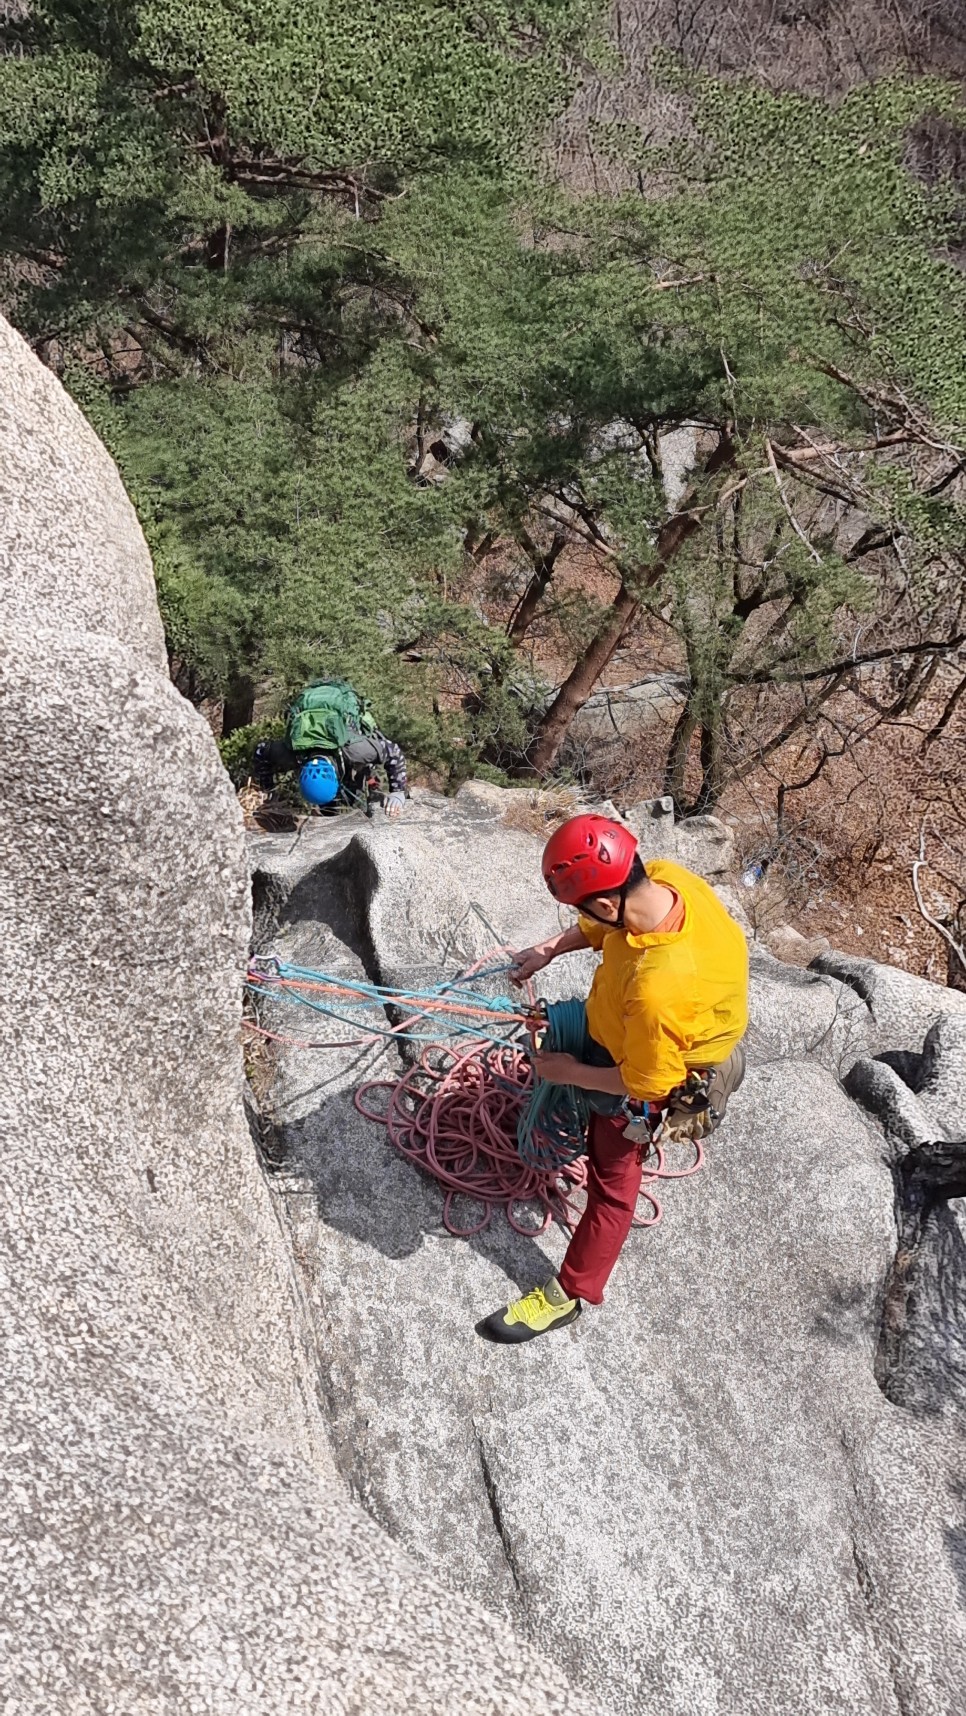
[
  {"xmin": 618, "ymin": 1067, "xmax": 716, "ymax": 1148},
  {"xmin": 670, "ymin": 1067, "xmax": 716, "ymax": 1121},
  {"xmin": 618, "ymin": 1093, "xmax": 659, "ymax": 1148},
  {"xmin": 524, "ymin": 996, "xmax": 549, "ymax": 1051}
]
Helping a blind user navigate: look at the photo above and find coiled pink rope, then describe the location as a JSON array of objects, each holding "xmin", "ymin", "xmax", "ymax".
[
  {"xmin": 354, "ymin": 1039, "xmax": 705, "ymax": 1238},
  {"xmin": 251, "ymin": 944, "xmax": 706, "ymax": 1239}
]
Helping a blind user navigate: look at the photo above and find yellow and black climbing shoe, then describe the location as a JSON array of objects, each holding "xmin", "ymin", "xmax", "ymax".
[{"xmin": 480, "ymin": 1276, "xmax": 581, "ymax": 1344}]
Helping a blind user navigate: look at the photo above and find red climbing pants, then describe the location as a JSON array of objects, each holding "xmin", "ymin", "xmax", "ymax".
[{"xmin": 557, "ymin": 1110, "xmax": 642, "ymax": 1305}]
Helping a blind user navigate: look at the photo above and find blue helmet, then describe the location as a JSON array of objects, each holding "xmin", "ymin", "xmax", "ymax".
[{"xmin": 299, "ymin": 755, "xmax": 340, "ymax": 807}]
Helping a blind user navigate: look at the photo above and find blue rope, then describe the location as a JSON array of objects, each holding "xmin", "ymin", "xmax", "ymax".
[
  {"xmin": 246, "ymin": 957, "xmax": 525, "ymax": 1048},
  {"xmin": 516, "ymin": 998, "xmax": 592, "ymax": 1171},
  {"xmin": 250, "ymin": 956, "xmax": 600, "ymax": 1173}
]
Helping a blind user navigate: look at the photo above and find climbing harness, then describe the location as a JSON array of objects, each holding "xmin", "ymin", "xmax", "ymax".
[
  {"xmin": 619, "ymin": 1067, "xmax": 717, "ymax": 1147},
  {"xmin": 246, "ymin": 953, "xmax": 705, "ymax": 1237}
]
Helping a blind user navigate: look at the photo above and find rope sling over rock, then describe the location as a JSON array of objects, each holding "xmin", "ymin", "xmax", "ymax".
[{"xmin": 245, "ymin": 953, "xmax": 705, "ymax": 1238}]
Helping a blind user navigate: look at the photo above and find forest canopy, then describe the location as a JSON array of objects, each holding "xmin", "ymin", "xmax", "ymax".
[{"xmin": 1, "ymin": 1, "xmax": 964, "ymax": 817}]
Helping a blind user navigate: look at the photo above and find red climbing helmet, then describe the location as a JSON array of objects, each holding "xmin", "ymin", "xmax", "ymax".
[{"xmin": 541, "ymin": 815, "xmax": 639, "ymax": 906}]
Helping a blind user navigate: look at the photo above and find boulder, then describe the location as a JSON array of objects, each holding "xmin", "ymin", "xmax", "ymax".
[
  {"xmin": 744, "ymin": 946, "xmax": 872, "ymax": 1073},
  {"xmin": 456, "ymin": 778, "xmax": 530, "ymax": 817},
  {"xmin": 914, "ymin": 1012, "xmax": 966, "ymax": 1119},
  {"xmin": 765, "ymin": 922, "xmax": 833, "ymax": 966},
  {"xmin": 454, "ymin": 778, "xmax": 580, "ymax": 828},
  {"xmin": 567, "ymin": 676, "xmax": 687, "ymax": 746},
  {"xmin": 843, "ymin": 1056, "xmax": 941, "ymax": 1152},
  {"xmin": 625, "ymin": 793, "xmax": 678, "ymax": 862},
  {"xmin": 0, "ymin": 312, "xmax": 165, "ymax": 667},
  {"xmin": 811, "ymin": 948, "xmax": 966, "ymax": 1053},
  {"xmin": 845, "ymin": 1012, "xmax": 966, "ymax": 1147},
  {"xmin": 844, "ymin": 1019, "xmax": 966, "ymax": 1426},
  {"xmin": 673, "ymin": 813, "xmax": 736, "ymax": 878}
]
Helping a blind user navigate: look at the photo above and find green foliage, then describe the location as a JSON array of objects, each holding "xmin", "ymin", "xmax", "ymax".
[
  {"xmin": 217, "ymin": 715, "xmax": 284, "ymax": 785},
  {"xmin": 0, "ymin": 1, "xmax": 593, "ymax": 350},
  {"xmin": 408, "ymin": 73, "xmax": 966, "ymax": 501},
  {"xmin": 0, "ymin": 2, "xmax": 602, "ymax": 766},
  {"xmin": 468, "ymin": 761, "xmax": 514, "ymax": 787},
  {"xmin": 108, "ymin": 359, "xmax": 461, "ymax": 702},
  {"xmin": 373, "ymin": 697, "xmax": 453, "ymax": 779},
  {"xmin": 2, "ymin": 8, "xmax": 963, "ymax": 796},
  {"xmin": 378, "ymin": 74, "xmax": 965, "ymax": 795},
  {"xmin": 600, "ymin": 73, "xmax": 966, "ymax": 433}
]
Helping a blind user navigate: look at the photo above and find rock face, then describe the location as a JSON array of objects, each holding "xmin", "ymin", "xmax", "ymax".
[
  {"xmin": 6, "ymin": 308, "xmax": 966, "ymax": 1716},
  {"xmin": 0, "ymin": 321, "xmax": 166, "ymax": 668},
  {"xmin": 252, "ymin": 784, "xmax": 966, "ymax": 1716},
  {"xmin": 565, "ymin": 675, "xmax": 686, "ymax": 779},
  {"xmin": 0, "ymin": 315, "xmax": 599, "ymax": 1716}
]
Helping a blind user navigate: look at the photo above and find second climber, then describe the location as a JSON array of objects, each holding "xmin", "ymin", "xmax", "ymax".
[{"xmin": 254, "ymin": 677, "xmax": 408, "ymax": 818}]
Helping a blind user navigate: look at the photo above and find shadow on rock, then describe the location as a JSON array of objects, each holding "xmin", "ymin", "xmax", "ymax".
[
  {"xmin": 877, "ymin": 1139, "xmax": 966, "ymax": 1417},
  {"xmin": 275, "ymin": 1085, "xmax": 560, "ymax": 1296},
  {"xmin": 810, "ymin": 1279, "xmax": 880, "ymax": 1352},
  {"xmin": 275, "ymin": 848, "xmax": 375, "ymax": 970}
]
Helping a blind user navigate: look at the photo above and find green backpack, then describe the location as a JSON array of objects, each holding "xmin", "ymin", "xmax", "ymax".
[{"xmin": 287, "ymin": 678, "xmax": 377, "ymax": 757}]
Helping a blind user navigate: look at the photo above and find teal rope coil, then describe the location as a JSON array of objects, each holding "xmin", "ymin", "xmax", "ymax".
[{"xmin": 516, "ymin": 998, "xmax": 593, "ymax": 1171}]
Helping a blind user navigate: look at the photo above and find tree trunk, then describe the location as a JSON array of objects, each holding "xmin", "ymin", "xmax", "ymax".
[
  {"xmin": 507, "ymin": 532, "xmax": 566, "ymax": 642},
  {"xmin": 947, "ymin": 901, "xmax": 966, "ymax": 994},
  {"xmin": 507, "ymin": 570, "xmax": 551, "ymax": 641},
  {"xmin": 523, "ymin": 438, "xmax": 734, "ymax": 777},
  {"xmin": 662, "ymin": 697, "xmax": 698, "ymax": 809},
  {"xmin": 221, "ymin": 674, "xmax": 256, "ymax": 738},
  {"xmin": 205, "ymin": 224, "xmax": 230, "ymax": 271},
  {"xmin": 524, "ymin": 583, "xmax": 641, "ymax": 775},
  {"xmin": 695, "ymin": 716, "xmax": 725, "ymax": 814}
]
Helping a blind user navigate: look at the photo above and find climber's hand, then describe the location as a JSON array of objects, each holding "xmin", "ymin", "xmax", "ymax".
[
  {"xmin": 385, "ymin": 791, "xmax": 406, "ymax": 820},
  {"xmin": 534, "ymin": 1051, "xmax": 582, "ymax": 1086},
  {"xmin": 509, "ymin": 944, "xmax": 553, "ymax": 984}
]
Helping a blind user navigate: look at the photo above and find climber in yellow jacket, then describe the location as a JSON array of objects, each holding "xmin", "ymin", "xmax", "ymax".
[{"xmin": 482, "ymin": 814, "xmax": 749, "ymax": 1344}]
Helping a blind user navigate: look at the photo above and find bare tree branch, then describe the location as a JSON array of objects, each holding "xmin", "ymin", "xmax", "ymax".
[
  {"xmin": 765, "ymin": 438, "xmax": 823, "ymax": 565},
  {"xmin": 923, "ymin": 671, "xmax": 966, "ymax": 748},
  {"xmin": 731, "ymin": 633, "xmax": 966, "ymax": 687},
  {"xmin": 912, "ymin": 817, "xmax": 966, "ymax": 982}
]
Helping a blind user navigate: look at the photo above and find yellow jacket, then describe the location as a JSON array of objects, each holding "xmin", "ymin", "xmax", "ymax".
[{"xmin": 580, "ymin": 859, "xmax": 748, "ymax": 1102}]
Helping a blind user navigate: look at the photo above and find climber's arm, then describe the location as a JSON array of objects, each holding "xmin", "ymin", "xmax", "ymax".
[
  {"xmin": 533, "ymin": 1052, "xmax": 628, "ymax": 1094},
  {"xmin": 509, "ymin": 923, "xmax": 592, "ymax": 984}
]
